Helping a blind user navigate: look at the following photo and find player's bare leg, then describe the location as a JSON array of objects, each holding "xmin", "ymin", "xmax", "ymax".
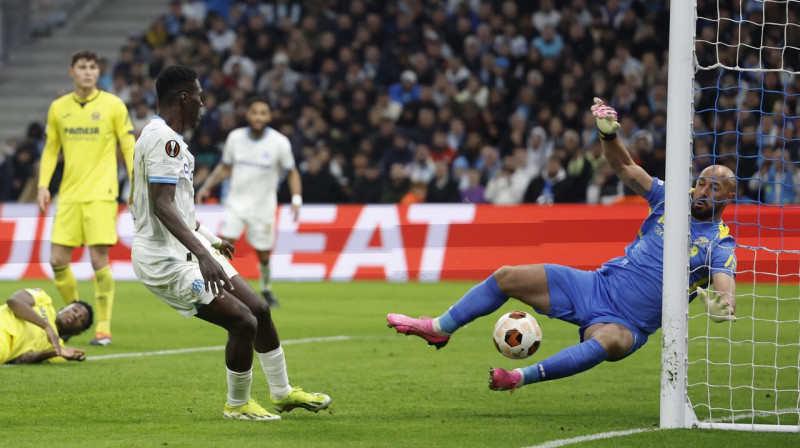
[
  {"xmin": 492, "ymin": 264, "xmax": 551, "ymax": 313},
  {"xmin": 195, "ymin": 289, "xmax": 280, "ymax": 421},
  {"xmin": 256, "ymin": 249, "xmax": 279, "ymax": 308},
  {"xmin": 88, "ymin": 244, "xmax": 114, "ymax": 346},
  {"xmin": 227, "ymin": 275, "xmax": 330, "ymax": 413}
]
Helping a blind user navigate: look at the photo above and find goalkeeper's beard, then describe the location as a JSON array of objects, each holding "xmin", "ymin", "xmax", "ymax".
[{"xmin": 691, "ymin": 200, "xmax": 714, "ymax": 221}]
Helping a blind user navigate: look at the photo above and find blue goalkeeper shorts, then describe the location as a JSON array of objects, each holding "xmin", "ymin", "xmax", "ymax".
[{"xmin": 538, "ymin": 264, "xmax": 648, "ymax": 357}]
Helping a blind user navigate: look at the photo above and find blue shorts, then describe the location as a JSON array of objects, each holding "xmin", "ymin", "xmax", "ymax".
[{"xmin": 538, "ymin": 264, "xmax": 648, "ymax": 357}]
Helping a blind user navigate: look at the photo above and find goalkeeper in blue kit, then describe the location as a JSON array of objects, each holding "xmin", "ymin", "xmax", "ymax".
[{"xmin": 387, "ymin": 98, "xmax": 738, "ymax": 393}]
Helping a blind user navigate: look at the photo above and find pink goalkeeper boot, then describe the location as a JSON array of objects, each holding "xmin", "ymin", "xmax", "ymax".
[
  {"xmin": 386, "ymin": 313, "xmax": 450, "ymax": 349},
  {"xmin": 489, "ymin": 367, "xmax": 522, "ymax": 394}
]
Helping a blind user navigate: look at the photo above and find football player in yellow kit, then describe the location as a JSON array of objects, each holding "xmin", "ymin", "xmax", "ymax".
[{"xmin": 37, "ymin": 50, "xmax": 135, "ymax": 346}]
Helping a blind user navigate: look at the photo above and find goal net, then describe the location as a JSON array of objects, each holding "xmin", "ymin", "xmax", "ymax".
[{"xmin": 662, "ymin": 0, "xmax": 800, "ymax": 432}]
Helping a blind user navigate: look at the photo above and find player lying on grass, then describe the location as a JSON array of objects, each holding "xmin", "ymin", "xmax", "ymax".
[
  {"xmin": 129, "ymin": 65, "xmax": 329, "ymax": 421},
  {"xmin": 388, "ymin": 98, "xmax": 738, "ymax": 393},
  {"xmin": 1, "ymin": 289, "xmax": 93, "ymax": 364}
]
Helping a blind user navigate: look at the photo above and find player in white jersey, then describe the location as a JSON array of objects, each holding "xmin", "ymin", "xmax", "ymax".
[
  {"xmin": 196, "ymin": 96, "xmax": 301, "ymax": 308},
  {"xmin": 130, "ymin": 65, "xmax": 329, "ymax": 421}
]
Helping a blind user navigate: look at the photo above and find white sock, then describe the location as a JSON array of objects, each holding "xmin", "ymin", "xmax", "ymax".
[
  {"xmin": 258, "ymin": 346, "xmax": 292, "ymax": 400},
  {"xmin": 432, "ymin": 317, "xmax": 449, "ymax": 335},
  {"xmin": 226, "ymin": 367, "xmax": 252, "ymax": 407}
]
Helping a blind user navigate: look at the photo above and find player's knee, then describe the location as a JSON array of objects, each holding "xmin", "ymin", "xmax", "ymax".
[
  {"xmin": 250, "ymin": 300, "xmax": 271, "ymax": 323},
  {"xmin": 595, "ymin": 330, "xmax": 633, "ymax": 361},
  {"xmin": 493, "ymin": 265, "xmax": 516, "ymax": 290},
  {"xmin": 232, "ymin": 313, "xmax": 258, "ymax": 339}
]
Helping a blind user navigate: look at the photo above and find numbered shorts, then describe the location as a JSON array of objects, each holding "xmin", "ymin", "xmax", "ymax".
[
  {"xmin": 220, "ymin": 207, "xmax": 276, "ymax": 251},
  {"xmin": 52, "ymin": 200, "xmax": 119, "ymax": 247},
  {"xmin": 540, "ymin": 264, "xmax": 649, "ymax": 357},
  {"xmin": 131, "ymin": 238, "xmax": 239, "ymax": 318}
]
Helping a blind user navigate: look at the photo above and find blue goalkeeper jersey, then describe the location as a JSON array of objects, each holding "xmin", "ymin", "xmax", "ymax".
[{"xmin": 597, "ymin": 178, "xmax": 737, "ymax": 334}]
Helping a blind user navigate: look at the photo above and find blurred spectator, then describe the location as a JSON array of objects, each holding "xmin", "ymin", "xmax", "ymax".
[
  {"xmin": 130, "ymin": 102, "xmax": 154, "ymax": 138},
  {"xmin": 381, "ymin": 162, "xmax": 411, "ymax": 203},
  {"xmin": 525, "ymin": 155, "xmax": 569, "ymax": 204},
  {"xmin": 532, "ymin": 0, "xmax": 561, "ymax": 33},
  {"xmin": 460, "ymin": 168, "xmax": 485, "ymax": 204},
  {"xmin": 207, "ymin": 15, "xmax": 236, "ymax": 54},
  {"xmin": 388, "ymin": 70, "xmax": 421, "ymax": 105},
  {"xmin": 748, "ymin": 149, "xmax": 800, "ymax": 204},
  {"xmin": 351, "ymin": 160, "xmax": 383, "ymax": 203},
  {"xmin": 586, "ymin": 160, "xmax": 624, "ymax": 205},
  {"xmin": 301, "ymin": 152, "xmax": 347, "ymax": 203},
  {"xmin": 401, "ymin": 181, "xmax": 428, "ymax": 205},
  {"xmin": 426, "ymin": 160, "xmax": 460, "ymax": 203},
  {"xmin": 409, "ymin": 144, "xmax": 436, "ymax": 184},
  {"xmin": 484, "ymin": 154, "xmax": 527, "ymax": 205}
]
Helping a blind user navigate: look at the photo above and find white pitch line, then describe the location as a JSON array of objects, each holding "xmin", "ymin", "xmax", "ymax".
[
  {"xmin": 522, "ymin": 427, "xmax": 659, "ymax": 448},
  {"xmin": 87, "ymin": 335, "xmax": 355, "ymax": 361},
  {"xmin": 524, "ymin": 407, "xmax": 800, "ymax": 448}
]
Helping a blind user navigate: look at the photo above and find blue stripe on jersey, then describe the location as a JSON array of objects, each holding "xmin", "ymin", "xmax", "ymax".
[{"xmin": 148, "ymin": 176, "xmax": 179, "ymax": 184}]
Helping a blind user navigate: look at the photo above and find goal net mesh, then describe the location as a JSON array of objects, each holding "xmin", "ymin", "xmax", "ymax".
[{"xmin": 688, "ymin": 0, "xmax": 800, "ymax": 428}]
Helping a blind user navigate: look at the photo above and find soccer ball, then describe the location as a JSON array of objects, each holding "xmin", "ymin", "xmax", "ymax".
[{"xmin": 492, "ymin": 311, "xmax": 542, "ymax": 360}]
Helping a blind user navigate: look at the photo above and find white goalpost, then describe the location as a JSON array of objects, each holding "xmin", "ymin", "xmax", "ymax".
[{"xmin": 661, "ymin": 0, "xmax": 800, "ymax": 432}]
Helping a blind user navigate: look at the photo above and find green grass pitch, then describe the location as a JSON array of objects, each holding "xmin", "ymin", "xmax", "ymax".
[{"xmin": 1, "ymin": 280, "xmax": 798, "ymax": 447}]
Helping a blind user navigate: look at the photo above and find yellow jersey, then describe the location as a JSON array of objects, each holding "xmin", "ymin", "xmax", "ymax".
[
  {"xmin": 38, "ymin": 90, "xmax": 135, "ymax": 203},
  {"xmin": 0, "ymin": 289, "xmax": 64, "ymax": 364}
]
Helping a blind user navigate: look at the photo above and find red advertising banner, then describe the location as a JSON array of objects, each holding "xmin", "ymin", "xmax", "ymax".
[{"xmin": 0, "ymin": 203, "xmax": 798, "ymax": 283}]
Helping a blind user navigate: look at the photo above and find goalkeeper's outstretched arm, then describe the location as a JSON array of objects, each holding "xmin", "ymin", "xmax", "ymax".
[{"xmin": 590, "ymin": 98, "xmax": 653, "ymax": 197}]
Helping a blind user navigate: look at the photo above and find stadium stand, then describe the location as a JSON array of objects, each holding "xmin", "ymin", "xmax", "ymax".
[{"xmin": 3, "ymin": 0, "xmax": 793, "ymax": 205}]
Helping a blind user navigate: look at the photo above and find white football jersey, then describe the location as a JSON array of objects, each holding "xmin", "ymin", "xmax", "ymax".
[
  {"xmin": 130, "ymin": 116, "xmax": 196, "ymax": 258},
  {"xmin": 222, "ymin": 126, "xmax": 295, "ymax": 218}
]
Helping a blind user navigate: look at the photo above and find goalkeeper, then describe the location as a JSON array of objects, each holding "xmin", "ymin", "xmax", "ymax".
[{"xmin": 387, "ymin": 98, "xmax": 737, "ymax": 393}]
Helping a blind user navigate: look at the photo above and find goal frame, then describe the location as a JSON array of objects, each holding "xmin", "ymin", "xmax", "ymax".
[{"xmin": 659, "ymin": 0, "xmax": 800, "ymax": 433}]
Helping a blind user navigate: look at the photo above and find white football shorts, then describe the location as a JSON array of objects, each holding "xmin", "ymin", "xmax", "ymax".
[
  {"xmin": 220, "ymin": 205, "xmax": 277, "ymax": 251},
  {"xmin": 132, "ymin": 234, "xmax": 239, "ymax": 318}
]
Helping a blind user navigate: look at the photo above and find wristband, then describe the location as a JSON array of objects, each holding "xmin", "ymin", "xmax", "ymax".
[
  {"xmin": 598, "ymin": 130, "xmax": 617, "ymax": 141},
  {"xmin": 291, "ymin": 194, "xmax": 303, "ymax": 207},
  {"xmin": 197, "ymin": 223, "xmax": 222, "ymax": 247}
]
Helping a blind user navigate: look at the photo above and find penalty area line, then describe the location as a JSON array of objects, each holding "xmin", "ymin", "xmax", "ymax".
[
  {"xmin": 87, "ymin": 335, "xmax": 356, "ymax": 361},
  {"xmin": 523, "ymin": 427, "xmax": 659, "ymax": 448}
]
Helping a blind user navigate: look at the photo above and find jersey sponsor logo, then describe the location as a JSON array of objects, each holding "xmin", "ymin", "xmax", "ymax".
[
  {"xmin": 64, "ymin": 126, "xmax": 100, "ymax": 135},
  {"xmin": 191, "ymin": 279, "xmax": 204, "ymax": 293},
  {"xmin": 91, "ymin": 111, "xmax": 101, "ymax": 121},
  {"xmin": 165, "ymin": 140, "xmax": 181, "ymax": 158}
]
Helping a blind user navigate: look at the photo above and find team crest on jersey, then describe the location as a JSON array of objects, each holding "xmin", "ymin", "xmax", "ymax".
[
  {"xmin": 165, "ymin": 140, "xmax": 181, "ymax": 158},
  {"xmin": 91, "ymin": 111, "xmax": 101, "ymax": 121},
  {"xmin": 694, "ymin": 236, "xmax": 710, "ymax": 247}
]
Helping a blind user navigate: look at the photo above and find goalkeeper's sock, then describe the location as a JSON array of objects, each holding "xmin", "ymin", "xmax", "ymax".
[
  {"xmin": 434, "ymin": 275, "xmax": 509, "ymax": 335},
  {"xmin": 259, "ymin": 262, "xmax": 271, "ymax": 293},
  {"xmin": 93, "ymin": 265, "xmax": 114, "ymax": 336},
  {"xmin": 519, "ymin": 338, "xmax": 608, "ymax": 384},
  {"xmin": 53, "ymin": 264, "xmax": 78, "ymax": 304}
]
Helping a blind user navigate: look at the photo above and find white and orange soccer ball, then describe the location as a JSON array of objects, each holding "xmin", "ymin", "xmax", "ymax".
[{"xmin": 492, "ymin": 311, "xmax": 542, "ymax": 360}]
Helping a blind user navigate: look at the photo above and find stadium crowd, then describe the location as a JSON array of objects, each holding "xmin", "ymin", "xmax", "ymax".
[{"xmin": 2, "ymin": 0, "xmax": 799, "ymax": 205}]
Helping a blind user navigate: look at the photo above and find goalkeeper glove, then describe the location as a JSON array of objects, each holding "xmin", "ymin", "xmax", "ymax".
[
  {"xmin": 591, "ymin": 97, "xmax": 621, "ymax": 141},
  {"xmin": 697, "ymin": 287, "xmax": 736, "ymax": 323},
  {"xmin": 197, "ymin": 223, "xmax": 222, "ymax": 249}
]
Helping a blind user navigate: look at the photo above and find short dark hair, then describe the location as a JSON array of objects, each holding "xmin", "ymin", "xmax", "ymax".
[
  {"xmin": 246, "ymin": 95, "xmax": 270, "ymax": 109},
  {"xmin": 73, "ymin": 300, "xmax": 94, "ymax": 333},
  {"xmin": 71, "ymin": 50, "xmax": 99, "ymax": 66},
  {"xmin": 155, "ymin": 65, "xmax": 198, "ymax": 106}
]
